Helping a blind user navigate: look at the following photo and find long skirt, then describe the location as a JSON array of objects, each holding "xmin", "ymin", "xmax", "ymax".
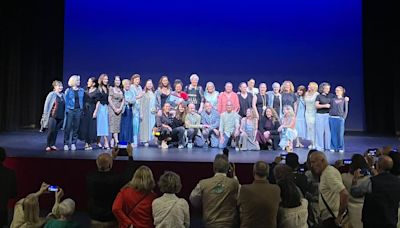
[
  {"xmin": 97, "ymin": 104, "xmax": 109, "ymax": 136},
  {"xmin": 120, "ymin": 106, "xmax": 133, "ymax": 143}
]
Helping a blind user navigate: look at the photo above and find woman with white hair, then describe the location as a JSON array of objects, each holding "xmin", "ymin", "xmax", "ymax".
[
  {"xmin": 45, "ymin": 189, "xmax": 79, "ymax": 227},
  {"xmin": 63, "ymin": 75, "xmax": 85, "ymax": 151},
  {"xmin": 203, "ymin": 81, "xmax": 219, "ymax": 109},
  {"xmin": 184, "ymin": 73, "xmax": 204, "ymax": 112},
  {"xmin": 304, "ymin": 82, "xmax": 319, "ymax": 149},
  {"xmin": 267, "ymin": 82, "xmax": 283, "ymax": 117},
  {"xmin": 40, "ymin": 80, "xmax": 65, "ymax": 151},
  {"xmin": 278, "ymin": 105, "xmax": 297, "ymax": 152}
]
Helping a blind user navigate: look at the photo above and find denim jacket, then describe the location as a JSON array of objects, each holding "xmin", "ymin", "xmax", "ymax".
[{"xmin": 65, "ymin": 87, "xmax": 85, "ymax": 110}]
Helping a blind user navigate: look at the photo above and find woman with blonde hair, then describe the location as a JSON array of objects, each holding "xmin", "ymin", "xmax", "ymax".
[
  {"xmin": 63, "ymin": 75, "xmax": 85, "ymax": 151},
  {"xmin": 281, "ymin": 80, "xmax": 297, "ymax": 112},
  {"xmin": 278, "ymin": 105, "xmax": 297, "ymax": 152},
  {"xmin": 140, "ymin": 80, "xmax": 157, "ymax": 146},
  {"xmin": 203, "ymin": 81, "xmax": 219, "ymax": 109},
  {"xmin": 40, "ymin": 80, "xmax": 65, "ymax": 151},
  {"xmin": 96, "ymin": 74, "xmax": 110, "ymax": 149},
  {"xmin": 113, "ymin": 166, "xmax": 157, "ymax": 228},
  {"xmin": 256, "ymin": 106, "xmax": 281, "ymax": 150},
  {"xmin": 108, "ymin": 76, "xmax": 125, "ymax": 147},
  {"xmin": 304, "ymin": 82, "xmax": 319, "ymax": 149},
  {"xmin": 238, "ymin": 108, "xmax": 260, "ymax": 151}
]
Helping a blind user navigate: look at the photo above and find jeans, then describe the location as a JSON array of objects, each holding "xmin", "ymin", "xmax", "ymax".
[
  {"xmin": 218, "ymin": 133, "xmax": 238, "ymax": 149},
  {"xmin": 132, "ymin": 110, "xmax": 140, "ymax": 145},
  {"xmin": 47, "ymin": 117, "xmax": 63, "ymax": 147},
  {"xmin": 202, "ymin": 128, "xmax": 219, "ymax": 148},
  {"xmin": 329, "ymin": 116, "xmax": 345, "ymax": 151},
  {"xmin": 64, "ymin": 109, "xmax": 82, "ymax": 145},
  {"xmin": 315, "ymin": 113, "xmax": 331, "ymax": 151}
]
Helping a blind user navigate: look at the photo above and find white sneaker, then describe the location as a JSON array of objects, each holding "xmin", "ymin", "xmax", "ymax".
[
  {"xmin": 161, "ymin": 141, "xmax": 168, "ymax": 149},
  {"xmin": 144, "ymin": 142, "xmax": 149, "ymax": 147},
  {"xmin": 187, "ymin": 143, "xmax": 193, "ymax": 149},
  {"xmin": 329, "ymin": 149, "xmax": 335, "ymax": 152},
  {"xmin": 339, "ymin": 149, "xmax": 344, "ymax": 153},
  {"xmin": 64, "ymin": 145, "xmax": 69, "ymax": 151},
  {"xmin": 235, "ymin": 147, "xmax": 240, "ymax": 151},
  {"xmin": 71, "ymin": 144, "xmax": 76, "ymax": 151},
  {"xmin": 308, "ymin": 145, "xmax": 315, "ymax": 149},
  {"xmin": 178, "ymin": 145, "xmax": 184, "ymax": 149}
]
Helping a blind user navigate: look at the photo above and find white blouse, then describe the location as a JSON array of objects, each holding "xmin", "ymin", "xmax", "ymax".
[{"xmin": 152, "ymin": 193, "xmax": 190, "ymax": 228}]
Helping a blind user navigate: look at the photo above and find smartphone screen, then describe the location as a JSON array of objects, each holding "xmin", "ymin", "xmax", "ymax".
[
  {"xmin": 343, "ymin": 159, "xmax": 352, "ymax": 165},
  {"xmin": 48, "ymin": 185, "xmax": 58, "ymax": 192}
]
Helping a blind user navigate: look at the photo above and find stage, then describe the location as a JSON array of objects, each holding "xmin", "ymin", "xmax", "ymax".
[{"xmin": 1, "ymin": 130, "xmax": 399, "ymax": 164}]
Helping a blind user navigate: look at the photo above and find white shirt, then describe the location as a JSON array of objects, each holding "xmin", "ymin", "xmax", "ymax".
[
  {"xmin": 278, "ymin": 198, "xmax": 309, "ymax": 228},
  {"xmin": 319, "ymin": 165, "xmax": 346, "ymax": 221},
  {"xmin": 152, "ymin": 193, "xmax": 190, "ymax": 228}
]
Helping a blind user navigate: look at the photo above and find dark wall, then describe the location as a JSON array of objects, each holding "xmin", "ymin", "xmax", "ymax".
[
  {"xmin": 1, "ymin": 0, "xmax": 399, "ymax": 135},
  {"xmin": 0, "ymin": 0, "xmax": 64, "ymax": 131}
]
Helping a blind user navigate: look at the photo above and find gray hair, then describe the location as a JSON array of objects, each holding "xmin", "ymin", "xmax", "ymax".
[
  {"xmin": 158, "ymin": 171, "xmax": 182, "ymax": 194},
  {"xmin": 56, "ymin": 198, "xmax": 75, "ymax": 217},
  {"xmin": 213, "ymin": 154, "xmax": 230, "ymax": 173},
  {"xmin": 68, "ymin": 75, "xmax": 80, "ymax": 87},
  {"xmin": 272, "ymin": 82, "xmax": 280, "ymax": 89},
  {"xmin": 318, "ymin": 82, "xmax": 331, "ymax": 94},
  {"xmin": 190, "ymin": 74, "xmax": 199, "ymax": 82},
  {"xmin": 253, "ymin": 161, "xmax": 269, "ymax": 178}
]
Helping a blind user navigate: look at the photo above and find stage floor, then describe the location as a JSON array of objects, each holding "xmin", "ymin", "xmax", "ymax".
[{"xmin": 0, "ymin": 130, "xmax": 398, "ymax": 164}]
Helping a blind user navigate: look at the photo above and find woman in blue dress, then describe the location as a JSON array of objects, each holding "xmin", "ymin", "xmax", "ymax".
[
  {"xmin": 95, "ymin": 74, "xmax": 110, "ymax": 149},
  {"xmin": 140, "ymin": 79, "xmax": 157, "ymax": 146},
  {"xmin": 295, "ymin": 85, "xmax": 307, "ymax": 148},
  {"xmin": 120, "ymin": 79, "xmax": 135, "ymax": 144},
  {"xmin": 279, "ymin": 105, "xmax": 297, "ymax": 152}
]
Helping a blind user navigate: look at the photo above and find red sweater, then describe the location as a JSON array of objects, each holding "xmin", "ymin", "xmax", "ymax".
[{"xmin": 112, "ymin": 187, "xmax": 157, "ymax": 228}]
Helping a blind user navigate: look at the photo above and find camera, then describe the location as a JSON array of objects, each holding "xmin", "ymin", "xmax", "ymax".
[
  {"xmin": 48, "ymin": 185, "xmax": 59, "ymax": 192},
  {"xmin": 343, "ymin": 159, "xmax": 352, "ymax": 165},
  {"xmin": 367, "ymin": 148, "xmax": 378, "ymax": 157}
]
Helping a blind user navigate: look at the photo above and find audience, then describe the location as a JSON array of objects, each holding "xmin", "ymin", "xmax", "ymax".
[
  {"xmin": 285, "ymin": 153, "xmax": 308, "ymax": 196},
  {"xmin": 351, "ymin": 155, "xmax": 400, "ymax": 228},
  {"xmin": 152, "ymin": 171, "xmax": 189, "ymax": 228},
  {"xmin": 0, "ymin": 147, "xmax": 17, "ymax": 228},
  {"xmin": 238, "ymin": 161, "xmax": 280, "ymax": 228},
  {"xmin": 310, "ymin": 151, "xmax": 349, "ymax": 227},
  {"xmin": 112, "ymin": 166, "xmax": 157, "ymax": 228},
  {"xmin": 86, "ymin": 145, "xmax": 136, "ymax": 227},
  {"xmin": 190, "ymin": 154, "xmax": 239, "ymax": 227},
  {"xmin": 10, "ymin": 182, "xmax": 52, "ymax": 228},
  {"xmin": 341, "ymin": 154, "xmax": 370, "ymax": 228},
  {"xmin": 304, "ymin": 150, "xmax": 320, "ymax": 228},
  {"xmin": 277, "ymin": 178, "xmax": 308, "ymax": 228},
  {"xmin": 45, "ymin": 188, "xmax": 79, "ymax": 228}
]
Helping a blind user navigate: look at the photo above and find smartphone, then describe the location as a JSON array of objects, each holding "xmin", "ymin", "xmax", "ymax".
[
  {"xmin": 48, "ymin": 185, "xmax": 58, "ymax": 192},
  {"xmin": 367, "ymin": 148, "xmax": 377, "ymax": 156},
  {"xmin": 343, "ymin": 159, "xmax": 352, "ymax": 165},
  {"xmin": 392, "ymin": 148, "xmax": 398, "ymax": 152},
  {"xmin": 298, "ymin": 167, "xmax": 305, "ymax": 173},
  {"xmin": 117, "ymin": 142, "xmax": 128, "ymax": 156}
]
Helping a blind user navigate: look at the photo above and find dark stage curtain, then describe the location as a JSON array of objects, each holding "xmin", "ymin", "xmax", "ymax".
[
  {"xmin": 0, "ymin": 0, "xmax": 64, "ymax": 131},
  {"xmin": 363, "ymin": 0, "xmax": 400, "ymax": 135}
]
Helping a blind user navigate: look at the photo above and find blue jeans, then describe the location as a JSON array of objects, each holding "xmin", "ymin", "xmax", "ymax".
[
  {"xmin": 329, "ymin": 116, "xmax": 345, "ymax": 151},
  {"xmin": 132, "ymin": 110, "xmax": 140, "ymax": 145},
  {"xmin": 315, "ymin": 113, "xmax": 331, "ymax": 151},
  {"xmin": 64, "ymin": 109, "xmax": 82, "ymax": 145}
]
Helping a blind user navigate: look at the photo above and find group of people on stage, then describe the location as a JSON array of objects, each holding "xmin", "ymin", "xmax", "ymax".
[{"xmin": 40, "ymin": 73, "xmax": 349, "ymax": 153}]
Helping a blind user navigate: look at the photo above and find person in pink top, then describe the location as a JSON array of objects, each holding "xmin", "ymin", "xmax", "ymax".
[{"xmin": 217, "ymin": 82, "xmax": 240, "ymax": 113}]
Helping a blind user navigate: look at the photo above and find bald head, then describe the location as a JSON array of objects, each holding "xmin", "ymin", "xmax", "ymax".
[
  {"xmin": 96, "ymin": 153, "xmax": 113, "ymax": 171},
  {"xmin": 377, "ymin": 155, "xmax": 393, "ymax": 173},
  {"xmin": 253, "ymin": 161, "xmax": 269, "ymax": 178}
]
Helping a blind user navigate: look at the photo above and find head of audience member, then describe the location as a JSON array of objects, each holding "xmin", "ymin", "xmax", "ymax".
[
  {"xmin": 55, "ymin": 198, "xmax": 76, "ymax": 220},
  {"xmin": 98, "ymin": 73, "xmax": 109, "ymax": 89},
  {"xmin": 283, "ymin": 105, "xmax": 295, "ymax": 118},
  {"xmin": 307, "ymin": 82, "xmax": 318, "ymax": 93},
  {"xmin": 376, "ymin": 155, "xmax": 394, "ymax": 174},
  {"xmin": 213, "ymin": 154, "xmax": 230, "ymax": 174},
  {"xmin": 122, "ymin": 79, "xmax": 131, "ymax": 91},
  {"xmin": 274, "ymin": 164, "xmax": 294, "ymax": 183},
  {"xmin": 174, "ymin": 79, "xmax": 183, "ymax": 93},
  {"xmin": 319, "ymin": 82, "xmax": 331, "ymax": 95},
  {"xmin": 23, "ymin": 194, "xmax": 41, "ymax": 224},
  {"xmin": 0, "ymin": 147, "xmax": 6, "ymax": 164},
  {"xmin": 281, "ymin": 81, "xmax": 294, "ymax": 93},
  {"xmin": 158, "ymin": 171, "xmax": 182, "ymax": 194},
  {"xmin": 278, "ymin": 178, "xmax": 302, "ymax": 208},
  {"xmin": 163, "ymin": 103, "xmax": 171, "ymax": 115},
  {"xmin": 306, "ymin": 149, "xmax": 318, "ymax": 171},
  {"xmin": 272, "ymin": 82, "xmax": 280, "ymax": 94},
  {"xmin": 259, "ymin": 83, "xmax": 267, "ymax": 94},
  {"xmin": 204, "ymin": 102, "xmax": 213, "ymax": 113},
  {"xmin": 286, "ymin": 153, "xmax": 300, "ymax": 171},
  {"xmin": 68, "ymin": 75, "xmax": 80, "ymax": 88},
  {"xmin": 239, "ymin": 82, "xmax": 247, "ymax": 94},
  {"xmin": 205, "ymin": 82, "xmax": 216, "ymax": 94},
  {"xmin": 226, "ymin": 101, "xmax": 233, "ymax": 113},
  {"xmin": 349, "ymin": 154, "xmax": 369, "ymax": 174},
  {"xmin": 190, "ymin": 74, "xmax": 199, "ymax": 87},
  {"xmin": 309, "ymin": 151, "xmax": 328, "ymax": 176},
  {"xmin": 297, "ymin": 85, "xmax": 306, "ymax": 97},
  {"xmin": 389, "ymin": 151, "xmax": 400, "ymax": 176},
  {"xmin": 248, "ymin": 78, "xmax": 256, "ymax": 89},
  {"xmin": 130, "ymin": 74, "xmax": 141, "ymax": 86},
  {"xmin": 253, "ymin": 161, "xmax": 269, "ymax": 180},
  {"xmin": 159, "ymin": 76, "xmax": 170, "ymax": 89},
  {"xmin": 96, "ymin": 153, "xmax": 113, "ymax": 172},
  {"xmin": 335, "ymin": 86, "xmax": 345, "ymax": 98},
  {"xmin": 225, "ymin": 82, "xmax": 233, "ymax": 93},
  {"xmin": 126, "ymin": 165, "xmax": 155, "ymax": 193},
  {"xmin": 52, "ymin": 80, "xmax": 63, "ymax": 93},
  {"xmin": 382, "ymin": 146, "xmax": 393, "ymax": 155},
  {"xmin": 188, "ymin": 103, "xmax": 196, "ymax": 114}
]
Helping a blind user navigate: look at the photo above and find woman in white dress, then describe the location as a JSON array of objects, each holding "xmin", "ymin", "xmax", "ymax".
[{"xmin": 304, "ymin": 82, "xmax": 319, "ymax": 149}]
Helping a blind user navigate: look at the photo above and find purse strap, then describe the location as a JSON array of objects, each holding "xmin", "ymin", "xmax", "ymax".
[{"xmin": 320, "ymin": 193, "xmax": 337, "ymax": 219}]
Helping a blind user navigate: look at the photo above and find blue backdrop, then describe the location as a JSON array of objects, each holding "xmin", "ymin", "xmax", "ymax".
[{"xmin": 64, "ymin": 0, "xmax": 363, "ymax": 130}]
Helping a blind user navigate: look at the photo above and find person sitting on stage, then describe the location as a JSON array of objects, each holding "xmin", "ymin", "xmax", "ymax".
[
  {"xmin": 156, "ymin": 103, "xmax": 185, "ymax": 149},
  {"xmin": 185, "ymin": 103, "xmax": 208, "ymax": 148},
  {"xmin": 256, "ymin": 106, "xmax": 281, "ymax": 150},
  {"xmin": 200, "ymin": 102, "xmax": 220, "ymax": 148},
  {"xmin": 0, "ymin": 147, "xmax": 17, "ymax": 228},
  {"xmin": 86, "ymin": 145, "xmax": 136, "ymax": 227},
  {"xmin": 44, "ymin": 189, "xmax": 79, "ymax": 228},
  {"xmin": 278, "ymin": 105, "xmax": 298, "ymax": 152},
  {"xmin": 219, "ymin": 101, "xmax": 240, "ymax": 149},
  {"xmin": 217, "ymin": 82, "xmax": 240, "ymax": 113},
  {"xmin": 112, "ymin": 166, "xmax": 157, "ymax": 228},
  {"xmin": 190, "ymin": 154, "xmax": 239, "ymax": 227},
  {"xmin": 238, "ymin": 108, "xmax": 260, "ymax": 151}
]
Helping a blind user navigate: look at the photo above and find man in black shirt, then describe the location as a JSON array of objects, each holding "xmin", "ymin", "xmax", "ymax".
[
  {"xmin": 86, "ymin": 145, "xmax": 136, "ymax": 226},
  {"xmin": 0, "ymin": 147, "xmax": 17, "ymax": 227}
]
